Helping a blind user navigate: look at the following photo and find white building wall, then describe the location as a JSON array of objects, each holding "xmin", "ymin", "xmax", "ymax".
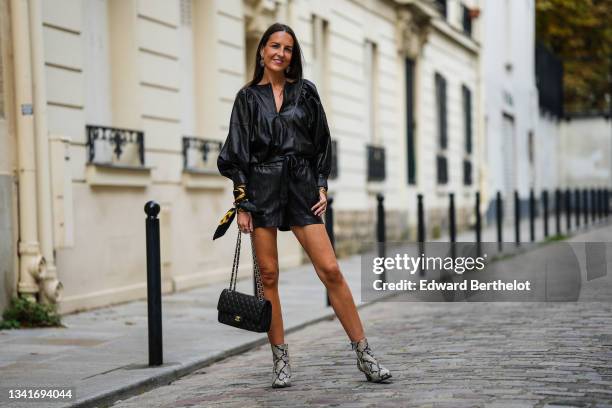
[
  {"xmin": 417, "ymin": 31, "xmax": 478, "ymax": 208},
  {"xmin": 559, "ymin": 117, "xmax": 612, "ymax": 188},
  {"xmin": 39, "ymin": 0, "xmax": 311, "ymax": 313},
  {"xmin": 32, "ymin": 0, "xmax": 407, "ymax": 313},
  {"xmin": 536, "ymin": 114, "xmax": 560, "ymax": 191},
  {"xmin": 2, "ymin": 0, "xmax": 484, "ymax": 313},
  {"xmin": 414, "ymin": 10, "xmax": 480, "ymax": 230},
  {"xmin": 480, "ymin": 0, "xmax": 541, "ymax": 221},
  {"xmin": 292, "ymin": 0, "xmax": 400, "ymax": 212}
]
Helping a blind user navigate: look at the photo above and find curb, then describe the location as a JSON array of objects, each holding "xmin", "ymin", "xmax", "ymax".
[{"xmin": 71, "ymin": 290, "xmax": 399, "ymax": 408}]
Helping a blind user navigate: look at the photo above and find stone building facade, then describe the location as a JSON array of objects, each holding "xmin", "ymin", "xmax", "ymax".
[{"xmin": 0, "ymin": 0, "xmax": 482, "ymax": 314}]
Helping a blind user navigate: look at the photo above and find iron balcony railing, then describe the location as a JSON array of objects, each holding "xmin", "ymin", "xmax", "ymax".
[
  {"xmin": 367, "ymin": 144, "xmax": 385, "ymax": 182},
  {"xmin": 86, "ymin": 125, "xmax": 144, "ymax": 166},
  {"xmin": 182, "ymin": 136, "xmax": 223, "ymax": 172},
  {"xmin": 436, "ymin": 154, "xmax": 448, "ymax": 184}
]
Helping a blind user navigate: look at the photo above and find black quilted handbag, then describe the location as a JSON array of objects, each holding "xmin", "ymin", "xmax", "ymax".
[{"xmin": 217, "ymin": 227, "xmax": 272, "ymax": 333}]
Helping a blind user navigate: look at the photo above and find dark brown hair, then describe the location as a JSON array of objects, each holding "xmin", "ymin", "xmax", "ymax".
[{"xmin": 246, "ymin": 22, "xmax": 304, "ymax": 87}]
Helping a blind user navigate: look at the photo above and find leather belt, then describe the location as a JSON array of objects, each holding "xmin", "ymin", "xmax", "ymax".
[{"xmin": 256, "ymin": 155, "xmax": 313, "ymax": 209}]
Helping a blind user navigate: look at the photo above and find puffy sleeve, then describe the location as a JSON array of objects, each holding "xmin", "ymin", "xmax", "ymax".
[
  {"xmin": 307, "ymin": 81, "xmax": 332, "ymax": 190},
  {"xmin": 217, "ymin": 88, "xmax": 251, "ymax": 187}
]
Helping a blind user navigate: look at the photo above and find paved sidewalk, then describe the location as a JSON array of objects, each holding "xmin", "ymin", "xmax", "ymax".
[
  {"xmin": 112, "ymin": 223, "xmax": 612, "ymax": 408},
  {"xmin": 0, "ymin": 236, "xmax": 384, "ymax": 408},
  {"xmin": 0, "ymin": 218, "xmax": 610, "ymax": 408}
]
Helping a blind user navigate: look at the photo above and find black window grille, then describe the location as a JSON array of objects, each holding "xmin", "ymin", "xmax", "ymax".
[
  {"xmin": 436, "ymin": 154, "xmax": 448, "ymax": 185},
  {"xmin": 367, "ymin": 144, "xmax": 385, "ymax": 182},
  {"xmin": 182, "ymin": 136, "xmax": 223, "ymax": 171},
  {"xmin": 463, "ymin": 159, "xmax": 472, "ymax": 186},
  {"xmin": 86, "ymin": 125, "xmax": 144, "ymax": 166}
]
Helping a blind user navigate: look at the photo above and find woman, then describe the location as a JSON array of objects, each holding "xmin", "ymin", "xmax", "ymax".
[{"xmin": 217, "ymin": 22, "xmax": 392, "ymax": 388}]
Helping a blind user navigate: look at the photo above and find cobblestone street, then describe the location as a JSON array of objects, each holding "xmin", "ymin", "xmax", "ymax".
[{"xmin": 112, "ymin": 299, "xmax": 612, "ymax": 408}]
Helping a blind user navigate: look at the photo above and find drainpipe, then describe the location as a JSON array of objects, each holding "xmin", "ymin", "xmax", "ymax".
[
  {"xmin": 28, "ymin": 0, "xmax": 62, "ymax": 304},
  {"xmin": 11, "ymin": 0, "xmax": 45, "ymax": 302}
]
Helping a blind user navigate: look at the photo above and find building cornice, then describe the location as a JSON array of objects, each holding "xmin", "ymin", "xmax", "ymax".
[{"xmin": 395, "ymin": 0, "xmax": 480, "ymax": 55}]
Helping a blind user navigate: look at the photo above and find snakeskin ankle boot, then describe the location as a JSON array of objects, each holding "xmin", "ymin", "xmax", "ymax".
[
  {"xmin": 271, "ymin": 343, "xmax": 292, "ymax": 388},
  {"xmin": 350, "ymin": 337, "xmax": 392, "ymax": 382}
]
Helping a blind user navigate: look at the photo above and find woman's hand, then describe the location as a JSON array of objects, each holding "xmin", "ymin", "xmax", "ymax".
[
  {"xmin": 237, "ymin": 210, "xmax": 253, "ymax": 233},
  {"xmin": 311, "ymin": 189, "xmax": 327, "ymax": 217}
]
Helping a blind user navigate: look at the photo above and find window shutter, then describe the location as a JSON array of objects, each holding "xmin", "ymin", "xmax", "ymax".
[
  {"xmin": 462, "ymin": 85, "xmax": 472, "ymax": 154},
  {"xmin": 435, "ymin": 73, "xmax": 448, "ymax": 150}
]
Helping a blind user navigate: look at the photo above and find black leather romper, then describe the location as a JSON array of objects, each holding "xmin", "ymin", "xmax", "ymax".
[{"xmin": 217, "ymin": 78, "xmax": 332, "ymax": 231}]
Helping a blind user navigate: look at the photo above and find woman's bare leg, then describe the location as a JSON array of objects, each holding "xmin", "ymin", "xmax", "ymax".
[
  {"xmin": 291, "ymin": 223, "xmax": 365, "ymax": 342},
  {"xmin": 251, "ymin": 226, "xmax": 285, "ymax": 345}
]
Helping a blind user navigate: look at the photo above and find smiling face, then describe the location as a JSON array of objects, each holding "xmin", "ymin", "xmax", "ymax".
[{"xmin": 259, "ymin": 31, "xmax": 294, "ymax": 74}]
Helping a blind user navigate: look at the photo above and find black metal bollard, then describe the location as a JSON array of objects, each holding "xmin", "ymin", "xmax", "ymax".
[
  {"xmin": 496, "ymin": 191, "xmax": 503, "ymax": 252},
  {"xmin": 514, "ymin": 190, "xmax": 520, "ymax": 246},
  {"xmin": 448, "ymin": 193, "xmax": 456, "ymax": 260},
  {"xmin": 475, "ymin": 191, "xmax": 481, "ymax": 245},
  {"xmin": 376, "ymin": 193, "xmax": 386, "ymax": 283},
  {"xmin": 514, "ymin": 190, "xmax": 521, "ymax": 246},
  {"xmin": 417, "ymin": 194, "xmax": 425, "ymax": 276},
  {"xmin": 575, "ymin": 188, "xmax": 581, "ymax": 228},
  {"xmin": 325, "ymin": 197, "xmax": 335, "ymax": 307},
  {"xmin": 607, "ymin": 189, "xmax": 610, "ymax": 217},
  {"xmin": 417, "ymin": 194, "xmax": 425, "ymax": 243},
  {"xmin": 449, "ymin": 193, "xmax": 456, "ymax": 243},
  {"xmin": 591, "ymin": 188, "xmax": 596, "ymax": 223},
  {"xmin": 595, "ymin": 188, "xmax": 600, "ymax": 221},
  {"xmin": 565, "ymin": 189, "xmax": 571, "ymax": 232},
  {"xmin": 542, "ymin": 190, "xmax": 549, "ymax": 238},
  {"xmin": 583, "ymin": 189, "xmax": 589, "ymax": 226},
  {"xmin": 144, "ymin": 201, "xmax": 163, "ymax": 366},
  {"xmin": 599, "ymin": 188, "xmax": 604, "ymax": 220},
  {"xmin": 555, "ymin": 189, "xmax": 561, "ymax": 236},
  {"xmin": 529, "ymin": 189, "xmax": 535, "ymax": 242},
  {"xmin": 600, "ymin": 188, "xmax": 603, "ymax": 220}
]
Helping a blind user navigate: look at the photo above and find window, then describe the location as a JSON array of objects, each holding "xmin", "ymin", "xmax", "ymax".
[
  {"xmin": 435, "ymin": 72, "xmax": 448, "ymax": 149},
  {"xmin": 436, "ymin": 154, "xmax": 448, "ymax": 184},
  {"xmin": 312, "ymin": 15, "xmax": 329, "ymax": 97},
  {"xmin": 329, "ymin": 139, "xmax": 338, "ymax": 179},
  {"xmin": 364, "ymin": 39, "xmax": 379, "ymax": 143},
  {"xmin": 180, "ymin": 0, "xmax": 191, "ymax": 26},
  {"xmin": 462, "ymin": 85, "xmax": 473, "ymax": 185},
  {"xmin": 528, "ymin": 130, "xmax": 534, "ymax": 165},
  {"xmin": 367, "ymin": 144, "xmax": 385, "ymax": 182},
  {"xmin": 435, "ymin": 72, "xmax": 448, "ymax": 184},
  {"xmin": 435, "ymin": 0, "xmax": 448, "ymax": 19},
  {"xmin": 463, "ymin": 85, "xmax": 472, "ymax": 153},
  {"xmin": 504, "ymin": 0, "xmax": 512, "ymax": 71},
  {"xmin": 462, "ymin": 4, "xmax": 472, "ymax": 37}
]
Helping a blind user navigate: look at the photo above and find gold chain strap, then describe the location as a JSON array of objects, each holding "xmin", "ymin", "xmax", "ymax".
[{"xmin": 229, "ymin": 224, "xmax": 265, "ymax": 300}]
